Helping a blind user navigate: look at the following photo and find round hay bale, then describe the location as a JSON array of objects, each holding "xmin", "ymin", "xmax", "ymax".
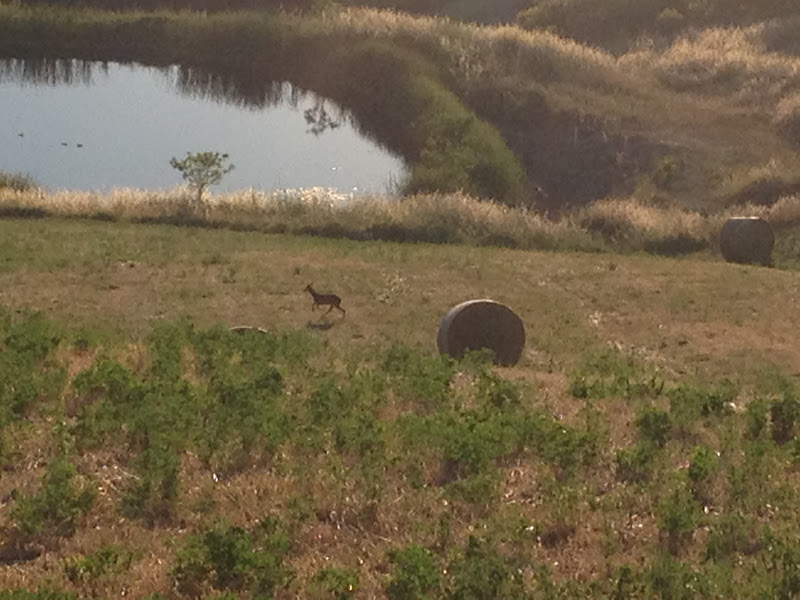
[
  {"xmin": 437, "ymin": 299, "xmax": 525, "ymax": 366},
  {"xmin": 719, "ymin": 217, "xmax": 774, "ymax": 266}
]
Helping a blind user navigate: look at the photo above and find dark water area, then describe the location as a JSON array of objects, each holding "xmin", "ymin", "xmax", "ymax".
[{"xmin": 0, "ymin": 58, "xmax": 406, "ymax": 194}]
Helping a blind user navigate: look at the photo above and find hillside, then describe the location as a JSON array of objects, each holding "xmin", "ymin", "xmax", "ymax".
[
  {"xmin": 2, "ymin": 3, "xmax": 800, "ymax": 214},
  {"xmin": 1, "ymin": 218, "xmax": 800, "ymax": 598}
]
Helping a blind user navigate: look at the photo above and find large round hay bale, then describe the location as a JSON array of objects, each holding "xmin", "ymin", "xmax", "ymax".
[
  {"xmin": 719, "ymin": 217, "xmax": 774, "ymax": 266},
  {"xmin": 437, "ymin": 299, "xmax": 525, "ymax": 366}
]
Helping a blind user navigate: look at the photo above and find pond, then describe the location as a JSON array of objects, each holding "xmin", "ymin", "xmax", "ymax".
[{"xmin": 0, "ymin": 59, "xmax": 406, "ymax": 195}]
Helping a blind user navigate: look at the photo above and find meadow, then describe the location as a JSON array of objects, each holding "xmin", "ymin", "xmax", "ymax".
[
  {"xmin": 2, "ymin": 1, "xmax": 800, "ymax": 596},
  {"xmin": 2, "ymin": 216, "xmax": 800, "ymax": 598}
]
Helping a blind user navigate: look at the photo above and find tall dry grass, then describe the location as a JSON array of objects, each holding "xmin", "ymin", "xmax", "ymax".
[
  {"xmin": 315, "ymin": 6, "xmax": 617, "ymax": 84},
  {"xmin": 621, "ymin": 26, "xmax": 800, "ymax": 110},
  {"xmin": 0, "ymin": 186, "xmax": 600, "ymax": 251},
  {"xmin": 4, "ymin": 186, "xmax": 800, "ymax": 258}
]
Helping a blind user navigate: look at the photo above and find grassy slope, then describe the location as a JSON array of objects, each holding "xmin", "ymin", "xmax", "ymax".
[
  {"xmin": 1, "ymin": 217, "xmax": 798, "ymax": 381},
  {"xmin": 2, "ymin": 218, "xmax": 800, "ymax": 597}
]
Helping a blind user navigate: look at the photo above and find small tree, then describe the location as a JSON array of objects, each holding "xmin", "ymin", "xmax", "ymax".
[{"xmin": 170, "ymin": 151, "xmax": 234, "ymax": 212}]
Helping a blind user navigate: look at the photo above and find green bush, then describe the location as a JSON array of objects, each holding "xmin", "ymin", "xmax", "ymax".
[
  {"xmin": 746, "ymin": 398, "xmax": 770, "ymax": 440},
  {"xmin": 386, "ymin": 545, "xmax": 441, "ymax": 600},
  {"xmin": 383, "ymin": 346, "xmax": 455, "ymax": 411},
  {"xmin": 655, "ymin": 483, "xmax": 702, "ymax": 555},
  {"xmin": 309, "ymin": 567, "xmax": 360, "ymax": 600},
  {"xmin": 704, "ymin": 513, "xmax": 756, "ymax": 561},
  {"xmin": 760, "ymin": 532, "xmax": 800, "ymax": 598},
  {"xmin": 687, "ymin": 445, "xmax": 718, "ymax": 487},
  {"xmin": 636, "ymin": 407, "xmax": 672, "ymax": 448},
  {"xmin": 568, "ymin": 350, "xmax": 664, "ymax": 400},
  {"xmin": 63, "ymin": 545, "xmax": 135, "ymax": 584},
  {"xmin": 71, "ymin": 360, "xmax": 143, "ymax": 448},
  {"xmin": 615, "ymin": 441, "xmax": 657, "ymax": 484},
  {"xmin": 771, "ymin": 392, "xmax": 800, "ymax": 444},
  {"xmin": 12, "ymin": 455, "xmax": 95, "ymax": 540},
  {"xmin": 445, "ymin": 470, "xmax": 503, "ymax": 505},
  {"xmin": 646, "ymin": 553, "xmax": 701, "ymax": 599},
  {"xmin": 687, "ymin": 444, "xmax": 718, "ymax": 503},
  {"xmin": 0, "ymin": 311, "xmax": 65, "ymax": 427},
  {"xmin": 667, "ymin": 380, "xmax": 737, "ymax": 430},
  {"xmin": 174, "ymin": 518, "xmax": 292, "ymax": 597},
  {"xmin": 473, "ymin": 370, "xmax": 521, "ymax": 411},
  {"xmin": 446, "ymin": 536, "xmax": 527, "ymax": 600},
  {"xmin": 121, "ymin": 444, "xmax": 181, "ymax": 523},
  {"xmin": 72, "ymin": 320, "xmax": 297, "ymax": 482}
]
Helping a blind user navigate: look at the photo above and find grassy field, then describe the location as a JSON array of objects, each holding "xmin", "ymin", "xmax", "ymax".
[
  {"xmin": 2, "ymin": 1, "xmax": 800, "ymax": 595},
  {"xmin": 2, "ymin": 217, "xmax": 800, "ymax": 598}
]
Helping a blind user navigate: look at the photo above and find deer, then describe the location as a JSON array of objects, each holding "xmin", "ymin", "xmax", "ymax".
[{"xmin": 305, "ymin": 284, "xmax": 346, "ymax": 317}]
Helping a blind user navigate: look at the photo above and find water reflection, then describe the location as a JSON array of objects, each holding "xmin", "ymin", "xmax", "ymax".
[
  {"xmin": 164, "ymin": 63, "xmax": 345, "ymax": 135},
  {"xmin": 0, "ymin": 57, "xmax": 102, "ymax": 86},
  {"xmin": 165, "ymin": 63, "xmax": 289, "ymax": 109},
  {"xmin": 0, "ymin": 58, "xmax": 405, "ymax": 194}
]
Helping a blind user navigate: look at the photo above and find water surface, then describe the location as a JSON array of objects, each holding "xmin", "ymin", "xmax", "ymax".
[{"xmin": 0, "ymin": 59, "xmax": 405, "ymax": 194}]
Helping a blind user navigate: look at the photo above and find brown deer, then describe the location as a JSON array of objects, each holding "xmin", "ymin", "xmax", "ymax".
[{"xmin": 305, "ymin": 284, "xmax": 346, "ymax": 317}]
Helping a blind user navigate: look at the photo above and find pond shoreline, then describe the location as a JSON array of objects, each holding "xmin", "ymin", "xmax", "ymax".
[{"xmin": 1, "ymin": 58, "xmax": 406, "ymax": 194}]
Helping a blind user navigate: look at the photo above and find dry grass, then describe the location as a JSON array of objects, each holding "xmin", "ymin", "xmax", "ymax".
[
  {"xmin": 620, "ymin": 25, "xmax": 800, "ymax": 110},
  {"xmin": 0, "ymin": 186, "xmax": 600, "ymax": 251},
  {"xmin": 310, "ymin": 6, "xmax": 800, "ymax": 208},
  {"xmin": 5, "ymin": 186, "xmax": 800, "ymax": 259},
  {"xmin": 313, "ymin": 6, "xmax": 617, "ymax": 83}
]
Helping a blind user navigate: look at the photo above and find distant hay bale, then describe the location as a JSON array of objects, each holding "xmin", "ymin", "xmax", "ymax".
[
  {"xmin": 437, "ymin": 299, "xmax": 525, "ymax": 366},
  {"xmin": 719, "ymin": 217, "xmax": 775, "ymax": 266}
]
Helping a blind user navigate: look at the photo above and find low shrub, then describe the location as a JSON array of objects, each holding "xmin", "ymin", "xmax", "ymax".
[
  {"xmin": 771, "ymin": 392, "xmax": 800, "ymax": 444},
  {"xmin": 636, "ymin": 406, "xmax": 672, "ymax": 448},
  {"xmin": 667, "ymin": 380, "xmax": 737, "ymax": 430},
  {"xmin": 615, "ymin": 441, "xmax": 657, "ymax": 484},
  {"xmin": 0, "ymin": 311, "xmax": 65, "ymax": 426},
  {"xmin": 568, "ymin": 350, "xmax": 664, "ymax": 400},
  {"xmin": 309, "ymin": 566, "xmax": 360, "ymax": 600},
  {"xmin": 446, "ymin": 536, "xmax": 527, "ymax": 600},
  {"xmin": 655, "ymin": 482, "xmax": 702, "ymax": 555},
  {"xmin": 63, "ymin": 545, "xmax": 135, "ymax": 584},
  {"xmin": 173, "ymin": 518, "xmax": 292, "ymax": 597},
  {"xmin": 775, "ymin": 94, "xmax": 800, "ymax": 150},
  {"xmin": 705, "ymin": 513, "xmax": 758, "ymax": 561},
  {"xmin": 386, "ymin": 545, "xmax": 441, "ymax": 600},
  {"xmin": 12, "ymin": 455, "xmax": 95, "ymax": 541},
  {"xmin": 687, "ymin": 444, "xmax": 719, "ymax": 503},
  {"xmin": 121, "ymin": 445, "xmax": 181, "ymax": 523}
]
